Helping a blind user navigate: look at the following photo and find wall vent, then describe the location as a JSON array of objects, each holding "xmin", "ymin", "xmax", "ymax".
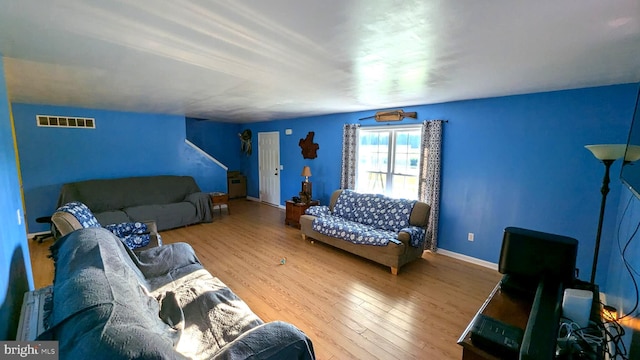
[{"xmin": 36, "ymin": 115, "xmax": 96, "ymax": 129}]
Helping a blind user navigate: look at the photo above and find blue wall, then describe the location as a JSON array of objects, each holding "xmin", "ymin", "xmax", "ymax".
[
  {"xmin": 247, "ymin": 112, "xmax": 360, "ymax": 203},
  {"xmin": 12, "ymin": 104, "xmax": 227, "ymax": 232},
  {"xmin": 0, "ymin": 57, "xmax": 33, "ymax": 339},
  {"xmin": 436, "ymin": 86, "xmax": 637, "ymax": 286},
  {"xmin": 185, "ymin": 117, "xmax": 243, "ymax": 172},
  {"xmin": 238, "ymin": 84, "xmax": 639, "ymax": 287}
]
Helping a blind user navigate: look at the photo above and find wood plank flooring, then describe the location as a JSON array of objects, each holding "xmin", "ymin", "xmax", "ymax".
[{"xmin": 28, "ymin": 199, "xmax": 501, "ymax": 360}]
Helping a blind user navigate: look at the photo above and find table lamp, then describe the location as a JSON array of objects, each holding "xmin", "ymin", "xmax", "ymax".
[{"xmin": 300, "ymin": 166, "xmax": 312, "ymax": 203}]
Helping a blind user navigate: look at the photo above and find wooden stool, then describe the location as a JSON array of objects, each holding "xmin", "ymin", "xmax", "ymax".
[{"xmin": 210, "ymin": 192, "xmax": 230, "ymax": 215}]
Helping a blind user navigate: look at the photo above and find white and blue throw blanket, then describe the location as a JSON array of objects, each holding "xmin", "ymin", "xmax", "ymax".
[
  {"xmin": 307, "ymin": 190, "xmax": 426, "ymax": 248},
  {"xmin": 56, "ymin": 201, "xmax": 150, "ymax": 249}
]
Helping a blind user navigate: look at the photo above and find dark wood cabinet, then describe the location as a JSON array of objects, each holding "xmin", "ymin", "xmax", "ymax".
[{"xmin": 285, "ymin": 200, "xmax": 319, "ymax": 228}]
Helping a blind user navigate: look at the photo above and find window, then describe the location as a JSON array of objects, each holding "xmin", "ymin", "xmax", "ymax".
[{"xmin": 355, "ymin": 125, "xmax": 422, "ymax": 199}]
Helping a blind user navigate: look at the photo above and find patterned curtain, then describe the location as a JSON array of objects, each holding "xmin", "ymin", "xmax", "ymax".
[
  {"xmin": 340, "ymin": 124, "xmax": 360, "ymax": 189},
  {"xmin": 418, "ymin": 120, "xmax": 444, "ymax": 251}
]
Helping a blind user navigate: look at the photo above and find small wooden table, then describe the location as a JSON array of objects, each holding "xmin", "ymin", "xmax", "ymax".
[
  {"xmin": 210, "ymin": 192, "xmax": 230, "ymax": 215},
  {"xmin": 285, "ymin": 200, "xmax": 319, "ymax": 228}
]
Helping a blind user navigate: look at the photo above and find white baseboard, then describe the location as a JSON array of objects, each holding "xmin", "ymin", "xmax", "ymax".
[
  {"xmin": 436, "ymin": 248, "xmax": 499, "ymax": 271},
  {"xmin": 27, "ymin": 230, "xmax": 50, "ymax": 237},
  {"xmin": 245, "ymin": 196, "xmax": 285, "ymax": 209}
]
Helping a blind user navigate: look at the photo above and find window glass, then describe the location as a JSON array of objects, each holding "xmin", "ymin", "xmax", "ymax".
[{"xmin": 355, "ymin": 126, "xmax": 422, "ymax": 199}]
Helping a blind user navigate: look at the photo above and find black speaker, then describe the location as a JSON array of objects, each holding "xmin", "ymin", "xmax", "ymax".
[{"xmin": 499, "ymin": 227, "xmax": 578, "ymax": 290}]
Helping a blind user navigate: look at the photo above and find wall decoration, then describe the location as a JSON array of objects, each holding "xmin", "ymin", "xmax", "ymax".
[
  {"xmin": 299, "ymin": 131, "xmax": 319, "ymax": 159},
  {"xmin": 358, "ymin": 109, "xmax": 418, "ymax": 122},
  {"xmin": 238, "ymin": 129, "xmax": 252, "ymax": 156}
]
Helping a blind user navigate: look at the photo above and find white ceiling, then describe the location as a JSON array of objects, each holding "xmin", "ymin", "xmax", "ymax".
[{"xmin": 0, "ymin": 1, "xmax": 639, "ymax": 123}]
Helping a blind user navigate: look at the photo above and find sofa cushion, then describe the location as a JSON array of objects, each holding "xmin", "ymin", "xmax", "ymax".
[
  {"xmin": 332, "ymin": 190, "xmax": 415, "ymax": 232},
  {"xmin": 103, "ymin": 222, "xmax": 150, "ymax": 249},
  {"xmin": 95, "ymin": 209, "xmax": 130, "ymax": 225},
  {"xmin": 133, "ymin": 242, "xmax": 205, "ymax": 291},
  {"xmin": 125, "ymin": 202, "xmax": 198, "ymax": 231},
  {"xmin": 409, "ymin": 201, "xmax": 430, "ymax": 227},
  {"xmin": 332, "ymin": 189, "xmax": 359, "ymax": 222},
  {"xmin": 154, "ymin": 269, "xmax": 264, "ymax": 358},
  {"xmin": 312, "ymin": 215, "xmax": 402, "ymax": 246}
]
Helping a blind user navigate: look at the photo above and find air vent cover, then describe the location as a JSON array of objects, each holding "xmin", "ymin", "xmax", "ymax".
[{"xmin": 36, "ymin": 115, "xmax": 95, "ymax": 129}]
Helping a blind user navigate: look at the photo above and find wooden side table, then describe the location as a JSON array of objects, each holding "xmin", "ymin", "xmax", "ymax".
[
  {"xmin": 285, "ymin": 200, "xmax": 319, "ymax": 228},
  {"xmin": 210, "ymin": 192, "xmax": 230, "ymax": 215}
]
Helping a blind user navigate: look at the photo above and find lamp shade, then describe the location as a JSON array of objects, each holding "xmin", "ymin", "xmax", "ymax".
[
  {"xmin": 624, "ymin": 145, "xmax": 640, "ymax": 162},
  {"xmin": 301, "ymin": 166, "xmax": 312, "ymax": 177},
  {"xmin": 585, "ymin": 144, "xmax": 626, "ymax": 161}
]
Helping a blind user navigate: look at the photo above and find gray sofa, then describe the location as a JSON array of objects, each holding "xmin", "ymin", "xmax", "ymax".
[
  {"xmin": 300, "ymin": 189, "xmax": 430, "ymax": 275},
  {"xmin": 56, "ymin": 175, "xmax": 213, "ymax": 231},
  {"xmin": 40, "ymin": 227, "xmax": 315, "ymax": 359}
]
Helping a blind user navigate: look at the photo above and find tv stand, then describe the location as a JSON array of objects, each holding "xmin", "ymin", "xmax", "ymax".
[
  {"xmin": 458, "ymin": 279, "xmax": 603, "ymax": 360},
  {"xmin": 458, "ymin": 281, "xmax": 532, "ymax": 359}
]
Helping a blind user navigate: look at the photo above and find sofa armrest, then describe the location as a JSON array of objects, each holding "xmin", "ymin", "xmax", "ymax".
[
  {"xmin": 399, "ymin": 226, "xmax": 427, "ymax": 248},
  {"xmin": 185, "ymin": 192, "xmax": 213, "ymax": 222},
  {"xmin": 397, "ymin": 231, "xmax": 411, "ymax": 246},
  {"xmin": 305, "ymin": 205, "xmax": 330, "ymax": 217},
  {"xmin": 51, "ymin": 211, "xmax": 83, "ymax": 237},
  {"xmin": 328, "ymin": 189, "xmax": 344, "ymax": 211},
  {"xmin": 212, "ymin": 321, "xmax": 315, "ymax": 360},
  {"xmin": 137, "ymin": 220, "xmax": 162, "ymax": 249}
]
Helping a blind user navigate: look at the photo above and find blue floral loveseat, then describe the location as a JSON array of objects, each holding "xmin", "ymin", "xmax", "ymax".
[{"xmin": 300, "ymin": 189, "xmax": 430, "ymax": 275}]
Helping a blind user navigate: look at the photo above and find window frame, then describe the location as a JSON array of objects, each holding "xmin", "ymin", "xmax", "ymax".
[{"xmin": 355, "ymin": 124, "xmax": 422, "ymax": 199}]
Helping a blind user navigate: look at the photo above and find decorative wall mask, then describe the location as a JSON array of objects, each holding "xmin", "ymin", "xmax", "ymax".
[
  {"xmin": 299, "ymin": 131, "xmax": 319, "ymax": 159},
  {"xmin": 238, "ymin": 129, "xmax": 252, "ymax": 156}
]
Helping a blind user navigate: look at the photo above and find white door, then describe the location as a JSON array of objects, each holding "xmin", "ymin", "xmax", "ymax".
[{"xmin": 258, "ymin": 132, "xmax": 281, "ymax": 206}]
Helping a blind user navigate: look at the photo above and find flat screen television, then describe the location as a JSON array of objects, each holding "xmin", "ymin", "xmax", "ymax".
[{"xmin": 621, "ymin": 87, "xmax": 640, "ymax": 198}]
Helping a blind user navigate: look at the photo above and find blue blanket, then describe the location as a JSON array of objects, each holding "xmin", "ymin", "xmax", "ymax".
[
  {"xmin": 309, "ymin": 190, "xmax": 426, "ymax": 248},
  {"xmin": 41, "ymin": 228, "xmax": 315, "ymax": 359}
]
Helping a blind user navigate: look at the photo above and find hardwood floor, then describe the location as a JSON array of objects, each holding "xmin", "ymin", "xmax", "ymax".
[{"xmin": 28, "ymin": 199, "xmax": 501, "ymax": 360}]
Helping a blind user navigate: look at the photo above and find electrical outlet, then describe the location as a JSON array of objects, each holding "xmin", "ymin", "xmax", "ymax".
[{"xmin": 468, "ymin": 232, "xmax": 474, "ymax": 241}]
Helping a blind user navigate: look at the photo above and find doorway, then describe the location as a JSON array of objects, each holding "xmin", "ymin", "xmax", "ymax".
[{"xmin": 258, "ymin": 131, "xmax": 280, "ymax": 206}]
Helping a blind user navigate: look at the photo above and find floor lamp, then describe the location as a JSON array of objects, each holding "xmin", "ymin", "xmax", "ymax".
[{"xmin": 585, "ymin": 144, "xmax": 627, "ymax": 284}]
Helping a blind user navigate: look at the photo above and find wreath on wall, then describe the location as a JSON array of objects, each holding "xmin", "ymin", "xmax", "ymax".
[{"xmin": 238, "ymin": 129, "xmax": 252, "ymax": 156}]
